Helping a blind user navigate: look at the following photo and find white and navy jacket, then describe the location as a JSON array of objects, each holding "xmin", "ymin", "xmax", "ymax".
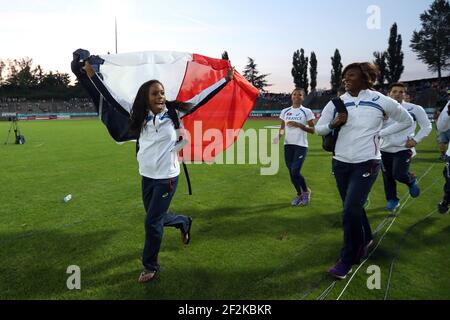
[
  {"xmin": 316, "ymin": 89, "xmax": 413, "ymax": 164},
  {"xmin": 137, "ymin": 106, "xmax": 181, "ymax": 179},
  {"xmin": 138, "ymin": 78, "xmax": 228, "ymax": 179},
  {"xmin": 436, "ymin": 101, "xmax": 450, "ymax": 156},
  {"xmin": 380, "ymin": 101, "xmax": 432, "ymax": 154}
]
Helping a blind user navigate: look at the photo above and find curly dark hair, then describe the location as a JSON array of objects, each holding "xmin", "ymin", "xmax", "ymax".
[{"xmin": 342, "ymin": 62, "xmax": 379, "ymax": 89}]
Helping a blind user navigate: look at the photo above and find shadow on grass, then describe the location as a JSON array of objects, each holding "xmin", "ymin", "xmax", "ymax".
[
  {"xmin": 190, "ymin": 203, "xmax": 343, "ymax": 240},
  {"xmin": 413, "ymin": 158, "xmax": 442, "ymax": 164},
  {"xmin": 92, "ymin": 204, "xmax": 348, "ymax": 299},
  {"xmin": 440, "ymin": 224, "xmax": 450, "ymax": 233},
  {"xmin": 0, "ymin": 204, "xmax": 402, "ymax": 300},
  {"xmin": 381, "ymin": 215, "xmax": 444, "ymax": 251},
  {"xmin": 0, "ymin": 229, "xmax": 140, "ymax": 299},
  {"xmin": 0, "ymin": 218, "xmax": 340, "ymax": 300},
  {"xmin": 372, "ymin": 215, "xmax": 450, "ymax": 299},
  {"xmin": 416, "ymin": 150, "xmax": 440, "ymax": 154},
  {"xmin": 96, "ymin": 253, "xmax": 341, "ymax": 300}
]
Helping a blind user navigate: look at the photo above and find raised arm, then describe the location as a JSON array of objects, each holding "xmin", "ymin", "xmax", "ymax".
[
  {"xmin": 83, "ymin": 63, "xmax": 129, "ymax": 117},
  {"xmin": 82, "ymin": 62, "xmax": 137, "ymax": 141}
]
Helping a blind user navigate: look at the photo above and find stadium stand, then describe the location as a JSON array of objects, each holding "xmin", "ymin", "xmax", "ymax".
[
  {"xmin": 253, "ymin": 76, "xmax": 449, "ymax": 114},
  {"xmin": 0, "ymin": 97, "xmax": 96, "ymax": 114},
  {"xmin": 0, "ymin": 76, "xmax": 447, "ymax": 120}
]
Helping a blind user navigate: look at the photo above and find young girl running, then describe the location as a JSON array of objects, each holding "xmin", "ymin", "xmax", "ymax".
[
  {"xmin": 82, "ymin": 61, "xmax": 234, "ymax": 283},
  {"xmin": 274, "ymin": 88, "xmax": 315, "ymax": 206}
]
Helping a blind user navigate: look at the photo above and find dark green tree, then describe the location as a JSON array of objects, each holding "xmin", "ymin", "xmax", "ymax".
[
  {"xmin": 34, "ymin": 65, "xmax": 44, "ymax": 84},
  {"xmin": 410, "ymin": 0, "xmax": 450, "ymax": 80},
  {"xmin": 0, "ymin": 59, "xmax": 5, "ymax": 85},
  {"xmin": 221, "ymin": 51, "xmax": 229, "ymax": 60},
  {"xmin": 386, "ymin": 23, "xmax": 404, "ymax": 83},
  {"xmin": 242, "ymin": 57, "xmax": 270, "ymax": 91},
  {"xmin": 330, "ymin": 49, "xmax": 343, "ymax": 93},
  {"xmin": 5, "ymin": 58, "xmax": 40, "ymax": 88},
  {"xmin": 291, "ymin": 49, "xmax": 309, "ymax": 93},
  {"xmin": 292, "ymin": 50, "xmax": 301, "ymax": 87},
  {"xmin": 309, "ymin": 51, "xmax": 318, "ymax": 93},
  {"xmin": 39, "ymin": 71, "xmax": 71, "ymax": 89},
  {"xmin": 373, "ymin": 51, "xmax": 388, "ymax": 86},
  {"xmin": 69, "ymin": 78, "xmax": 90, "ymax": 98}
]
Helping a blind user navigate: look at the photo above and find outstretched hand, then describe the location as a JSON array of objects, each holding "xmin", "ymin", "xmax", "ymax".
[{"xmin": 82, "ymin": 61, "xmax": 96, "ymax": 78}]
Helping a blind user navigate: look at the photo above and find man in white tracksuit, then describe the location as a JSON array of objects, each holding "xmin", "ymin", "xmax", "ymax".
[
  {"xmin": 436, "ymin": 100, "xmax": 450, "ymax": 214},
  {"xmin": 315, "ymin": 62, "xmax": 413, "ymax": 280},
  {"xmin": 380, "ymin": 83, "xmax": 432, "ymax": 211}
]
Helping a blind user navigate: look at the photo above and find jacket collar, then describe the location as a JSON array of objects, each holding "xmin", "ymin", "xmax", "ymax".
[
  {"xmin": 148, "ymin": 105, "xmax": 168, "ymax": 117},
  {"xmin": 343, "ymin": 89, "xmax": 372, "ymax": 100}
]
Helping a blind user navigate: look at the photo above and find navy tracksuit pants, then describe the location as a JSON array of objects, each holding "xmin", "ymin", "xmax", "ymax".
[
  {"xmin": 443, "ymin": 157, "xmax": 450, "ymax": 203},
  {"xmin": 332, "ymin": 159, "xmax": 381, "ymax": 265},
  {"xmin": 141, "ymin": 175, "xmax": 190, "ymax": 272},
  {"xmin": 284, "ymin": 145, "xmax": 308, "ymax": 194},
  {"xmin": 381, "ymin": 150, "xmax": 415, "ymax": 201}
]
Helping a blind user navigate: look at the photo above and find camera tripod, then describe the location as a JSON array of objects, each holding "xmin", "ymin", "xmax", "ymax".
[{"xmin": 4, "ymin": 117, "xmax": 25, "ymax": 145}]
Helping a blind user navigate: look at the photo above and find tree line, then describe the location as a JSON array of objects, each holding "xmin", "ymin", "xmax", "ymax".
[
  {"xmin": 241, "ymin": 0, "xmax": 449, "ymax": 93},
  {"xmin": 0, "ymin": 58, "xmax": 86, "ymax": 100}
]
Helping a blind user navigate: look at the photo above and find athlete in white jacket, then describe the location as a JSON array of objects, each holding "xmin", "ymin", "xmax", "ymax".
[
  {"xmin": 380, "ymin": 83, "xmax": 432, "ymax": 211},
  {"xmin": 435, "ymin": 100, "xmax": 450, "ymax": 214},
  {"xmin": 315, "ymin": 62, "xmax": 413, "ymax": 280}
]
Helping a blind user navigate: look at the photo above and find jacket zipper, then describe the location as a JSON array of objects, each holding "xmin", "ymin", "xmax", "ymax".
[{"xmin": 153, "ymin": 115, "xmax": 158, "ymax": 132}]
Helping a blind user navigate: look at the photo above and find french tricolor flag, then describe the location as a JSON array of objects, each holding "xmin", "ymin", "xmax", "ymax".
[{"xmin": 71, "ymin": 50, "xmax": 259, "ymax": 162}]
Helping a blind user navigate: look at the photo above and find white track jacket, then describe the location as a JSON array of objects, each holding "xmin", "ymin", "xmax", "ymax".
[{"xmin": 316, "ymin": 89, "xmax": 413, "ymax": 163}]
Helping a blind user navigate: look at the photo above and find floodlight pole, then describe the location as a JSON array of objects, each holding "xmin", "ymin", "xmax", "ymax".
[{"xmin": 115, "ymin": 16, "xmax": 118, "ymax": 54}]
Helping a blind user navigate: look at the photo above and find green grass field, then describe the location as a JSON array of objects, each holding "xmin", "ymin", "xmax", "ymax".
[{"xmin": 0, "ymin": 118, "xmax": 449, "ymax": 300}]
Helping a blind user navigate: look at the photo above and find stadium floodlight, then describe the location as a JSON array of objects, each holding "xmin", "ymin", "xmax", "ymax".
[
  {"xmin": 100, "ymin": 0, "xmax": 128, "ymax": 54},
  {"xmin": 115, "ymin": 16, "xmax": 118, "ymax": 54}
]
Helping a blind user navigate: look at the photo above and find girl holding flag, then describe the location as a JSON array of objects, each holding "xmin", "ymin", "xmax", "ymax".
[{"xmin": 81, "ymin": 61, "xmax": 234, "ymax": 283}]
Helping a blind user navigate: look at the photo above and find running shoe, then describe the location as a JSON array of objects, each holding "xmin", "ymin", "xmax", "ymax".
[
  {"xmin": 328, "ymin": 260, "xmax": 353, "ymax": 280},
  {"xmin": 438, "ymin": 200, "xmax": 449, "ymax": 214},
  {"xmin": 409, "ymin": 181, "xmax": 420, "ymax": 198},
  {"xmin": 291, "ymin": 195, "xmax": 304, "ymax": 206},
  {"xmin": 301, "ymin": 189, "xmax": 312, "ymax": 206},
  {"xmin": 386, "ymin": 199, "xmax": 400, "ymax": 212}
]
